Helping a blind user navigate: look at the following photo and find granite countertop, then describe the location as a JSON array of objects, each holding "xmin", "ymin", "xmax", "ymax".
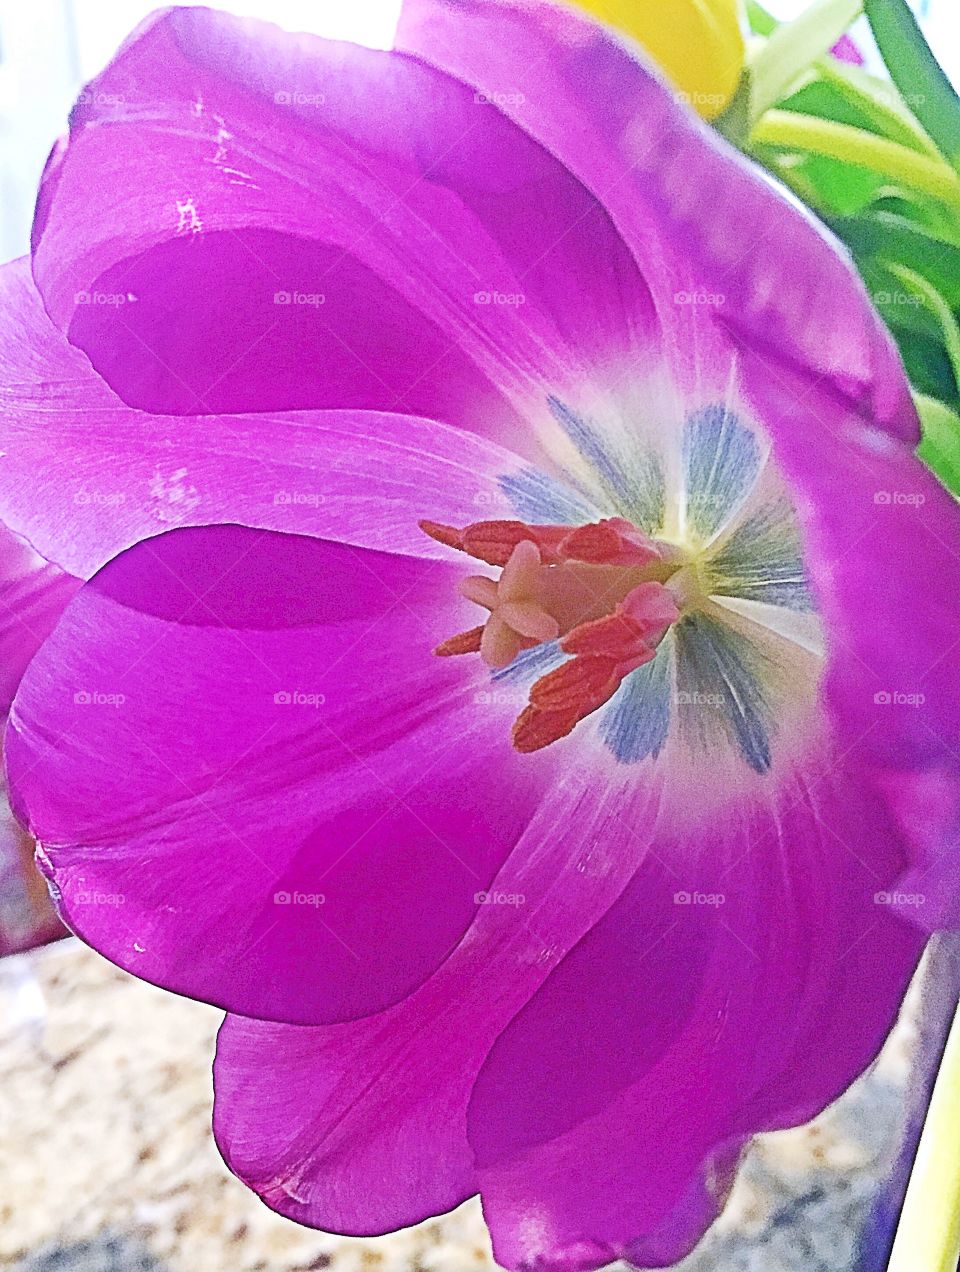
[{"xmin": 0, "ymin": 939, "xmax": 923, "ymax": 1272}]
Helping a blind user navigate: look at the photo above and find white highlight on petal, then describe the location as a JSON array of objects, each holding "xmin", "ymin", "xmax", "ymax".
[{"xmin": 712, "ymin": 594, "xmax": 826, "ymax": 657}]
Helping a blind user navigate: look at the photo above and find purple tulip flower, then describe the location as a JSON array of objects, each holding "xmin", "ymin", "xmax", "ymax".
[{"xmin": 2, "ymin": 3, "xmax": 959, "ymax": 1268}]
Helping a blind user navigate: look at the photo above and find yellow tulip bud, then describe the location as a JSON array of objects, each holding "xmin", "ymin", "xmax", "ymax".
[{"xmin": 568, "ymin": 0, "xmax": 746, "ymax": 120}]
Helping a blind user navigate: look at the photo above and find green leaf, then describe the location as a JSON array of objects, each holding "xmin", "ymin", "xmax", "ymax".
[
  {"xmin": 896, "ymin": 330, "xmax": 957, "ymax": 404},
  {"xmin": 745, "ymin": 1, "xmax": 778, "ymax": 37},
  {"xmin": 857, "ymin": 260, "xmax": 945, "ymax": 343},
  {"xmin": 865, "ymin": 0, "xmax": 960, "ymax": 171},
  {"xmin": 916, "ymin": 392, "xmax": 960, "ymax": 496},
  {"xmin": 834, "ymin": 212, "xmax": 960, "ymax": 306},
  {"xmin": 813, "ymin": 57, "xmax": 942, "ymax": 157},
  {"xmin": 759, "ymin": 147, "xmax": 892, "ymax": 216},
  {"xmin": 747, "ymin": 0, "xmax": 863, "ymax": 124},
  {"xmin": 862, "ymin": 191, "xmax": 960, "ymax": 243},
  {"xmin": 887, "ymin": 262, "xmax": 960, "ymax": 391}
]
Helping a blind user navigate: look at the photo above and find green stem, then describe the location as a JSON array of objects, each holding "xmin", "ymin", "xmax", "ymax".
[
  {"xmin": 751, "ymin": 110, "xmax": 960, "ymax": 213},
  {"xmin": 889, "ymin": 936, "xmax": 960, "ymax": 1272}
]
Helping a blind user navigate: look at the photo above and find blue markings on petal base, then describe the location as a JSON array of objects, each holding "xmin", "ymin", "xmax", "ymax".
[
  {"xmin": 492, "ymin": 639, "xmax": 564, "ymax": 685},
  {"xmin": 600, "ymin": 636, "xmax": 674, "ymax": 764},
  {"xmin": 597, "ymin": 618, "xmax": 774, "ymax": 774},
  {"xmin": 674, "ymin": 612, "xmax": 773, "ymax": 774},
  {"xmin": 683, "ymin": 405, "xmax": 762, "ymax": 542},
  {"xmin": 546, "ymin": 396, "xmax": 665, "ymax": 532},
  {"xmin": 548, "ymin": 395, "xmax": 633, "ymax": 504},
  {"xmin": 497, "ymin": 469, "xmax": 595, "ymax": 526},
  {"xmin": 709, "ymin": 501, "xmax": 815, "ymax": 612}
]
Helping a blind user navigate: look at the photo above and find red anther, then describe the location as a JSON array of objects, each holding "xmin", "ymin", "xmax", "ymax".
[
  {"xmin": 512, "ymin": 702, "xmax": 581, "ymax": 753},
  {"xmin": 560, "ymin": 612, "xmax": 647, "ymax": 660},
  {"xmin": 529, "ymin": 654, "xmax": 619, "ymax": 712},
  {"xmin": 558, "ymin": 521, "xmax": 623, "ymax": 564},
  {"xmin": 512, "ymin": 586, "xmax": 671, "ymax": 752},
  {"xmin": 605, "ymin": 517, "xmax": 662, "ymax": 562},
  {"xmin": 461, "ymin": 521, "xmax": 570, "ymax": 567},
  {"xmin": 460, "ymin": 521, "xmax": 540, "ymax": 566},
  {"xmin": 419, "ymin": 518, "xmax": 572, "ymax": 566},
  {"xmin": 513, "ymin": 654, "xmax": 631, "ymax": 754},
  {"xmin": 434, "ymin": 626, "xmax": 485, "ymax": 656},
  {"xmin": 559, "ymin": 582, "xmax": 677, "ymax": 662},
  {"xmin": 419, "ymin": 520, "xmax": 465, "ymax": 551},
  {"xmin": 558, "ymin": 518, "xmax": 660, "ymax": 566}
]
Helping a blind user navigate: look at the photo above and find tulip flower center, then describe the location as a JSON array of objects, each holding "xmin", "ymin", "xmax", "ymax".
[
  {"xmin": 421, "ymin": 516, "xmax": 689, "ymax": 752},
  {"xmin": 420, "ymin": 397, "xmax": 823, "ymax": 774}
]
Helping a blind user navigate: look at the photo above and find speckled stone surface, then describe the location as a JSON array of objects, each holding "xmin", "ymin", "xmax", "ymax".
[{"xmin": 0, "ymin": 939, "xmax": 922, "ymax": 1272}]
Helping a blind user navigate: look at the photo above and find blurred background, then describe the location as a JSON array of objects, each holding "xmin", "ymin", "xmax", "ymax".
[{"xmin": 1, "ymin": 1, "xmax": 960, "ymax": 1270}]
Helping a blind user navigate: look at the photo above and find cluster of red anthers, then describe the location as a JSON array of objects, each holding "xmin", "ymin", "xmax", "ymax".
[{"xmin": 421, "ymin": 518, "xmax": 679, "ymax": 752}]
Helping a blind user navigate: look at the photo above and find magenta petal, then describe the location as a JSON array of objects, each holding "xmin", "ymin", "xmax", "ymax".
[
  {"xmin": 32, "ymin": 8, "xmax": 654, "ymax": 436},
  {"xmin": 0, "ymin": 257, "xmax": 575, "ymax": 580},
  {"xmin": 213, "ymin": 1012, "xmax": 477, "ymax": 1233},
  {"xmin": 212, "ymin": 769, "xmax": 668, "ymax": 1233},
  {"xmin": 740, "ymin": 364, "xmax": 960, "ymax": 929},
  {"xmin": 396, "ymin": 0, "xmax": 917, "ymax": 441},
  {"xmin": 831, "ymin": 35, "xmax": 864, "ymax": 65},
  {"xmin": 6, "ymin": 525, "xmax": 555, "ymax": 1024},
  {"xmin": 466, "ymin": 754, "xmax": 923, "ymax": 1270},
  {"xmin": 0, "ymin": 523, "xmax": 79, "ymax": 712}
]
